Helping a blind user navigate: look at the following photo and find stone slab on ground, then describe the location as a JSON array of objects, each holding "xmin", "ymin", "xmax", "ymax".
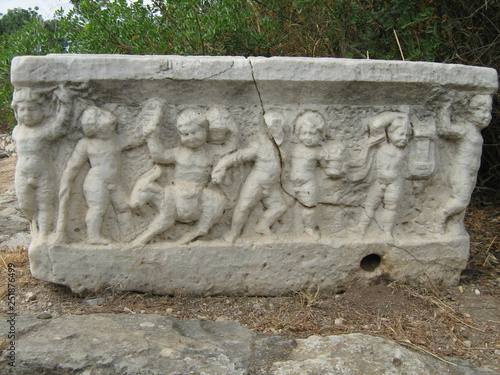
[
  {"xmin": 271, "ymin": 334, "xmax": 497, "ymax": 375},
  {"xmin": 0, "ymin": 314, "xmax": 295, "ymax": 375},
  {"xmin": 0, "ymin": 314, "xmax": 496, "ymax": 374}
]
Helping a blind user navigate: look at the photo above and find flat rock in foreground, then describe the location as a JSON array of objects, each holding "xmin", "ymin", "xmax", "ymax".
[{"xmin": 0, "ymin": 314, "xmax": 495, "ymax": 374}]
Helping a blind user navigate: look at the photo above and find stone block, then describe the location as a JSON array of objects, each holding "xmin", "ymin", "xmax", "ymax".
[{"xmin": 10, "ymin": 55, "xmax": 497, "ymax": 295}]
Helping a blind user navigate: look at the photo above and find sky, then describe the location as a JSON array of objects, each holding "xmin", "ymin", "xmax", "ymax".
[{"xmin": 0, "ymin": 0, "xmax": 74, "ymax": 19}]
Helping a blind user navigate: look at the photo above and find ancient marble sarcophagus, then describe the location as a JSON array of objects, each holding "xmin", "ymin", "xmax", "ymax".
[{"xmin": 11, "ymin": 55, "xmax": 497, "ymax": 295}]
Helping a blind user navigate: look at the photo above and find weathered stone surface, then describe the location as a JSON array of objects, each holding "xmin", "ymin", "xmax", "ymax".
[
  {"xmin": 270, "ymin": 334, "xmax": 495, "ymax": 375},
  {"xmin": 0, "ymin": 315, "xmax": 494, "ymax": 374},
  {"xmin": 10, "ymin": 55, "xmax": 498, "ymax": 295},
  {"xmin": 0, "ymin": 193, "xmax": 30, "ymax": 250},
  {"xmin": 29, "ymin": 236, "xmax": 468, "ymax": 295},
  {"xmin": 0, "ymin": 314, "xmax": 295, "ymax": 375}
]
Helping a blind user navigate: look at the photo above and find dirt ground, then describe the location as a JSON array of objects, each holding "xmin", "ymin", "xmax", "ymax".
[
  {"xmin": 1, "ymin": 155, "xmax": 499, "ymax": 371},
  {"xmin": 0, "ymin": 155, "xmax": 15, "ymax": 194}
]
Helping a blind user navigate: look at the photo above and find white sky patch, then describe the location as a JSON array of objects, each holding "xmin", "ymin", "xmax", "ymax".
[
  {"xmin": 0, "ymin": 0, "xmax": 73, "ymax": 20},
  {"xmin": 0, "ymin": 0, "xmax": 155, "ymax": 20}
]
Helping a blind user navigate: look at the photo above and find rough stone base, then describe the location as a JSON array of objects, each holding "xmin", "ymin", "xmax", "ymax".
[{"xmin": 29, "ymin": 234, "xmax": 469, "ymax": 295}]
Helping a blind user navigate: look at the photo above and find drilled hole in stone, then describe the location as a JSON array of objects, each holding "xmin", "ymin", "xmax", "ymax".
[{"xmin": 360, "ymin": 254, "xmax": 381, "ymax": 272}]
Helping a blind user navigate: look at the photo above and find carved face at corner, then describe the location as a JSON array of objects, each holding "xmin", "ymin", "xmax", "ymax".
[
  {"xmin": 177, "ymin": 109, "xmax": 208, "ymax": 149},
  {"xmin": 15, "ymin": 101, "xmax": 45, "ymax": 127},
  {"xmin": 466, "ymin": 95, "xmax": 492, "ymax": 129}
]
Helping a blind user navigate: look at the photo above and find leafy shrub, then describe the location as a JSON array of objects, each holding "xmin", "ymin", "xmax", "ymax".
[{"xmin": 0, "ymin": 0, "xmax": 498, "ymax": 189}]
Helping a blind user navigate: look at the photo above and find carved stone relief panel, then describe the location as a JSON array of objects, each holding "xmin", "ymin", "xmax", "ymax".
[{"xmin": 11, "ymin": 55, "xmax": 497, "ymax": 295}]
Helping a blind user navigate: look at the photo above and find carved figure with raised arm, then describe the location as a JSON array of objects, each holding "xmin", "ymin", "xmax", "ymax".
[
  {"xmin": 289, "ymin": 111, "xmax": 329, "ymax": 240},
  {"xmin": 55, "ymin": 100, "xmax": 162, "ymax": 245},
  {"xmin": 131, "ymin": 108, "xmax": 226, "ymax": 245},
  {"xmin": 212, "ymin": 115, "xmax": 287, "ymax": 243},
  {"xmin": 356, "ymin": 111, "xmax": 411, "ymax": 240},
  {"xmin": 12, "ymin": 86, "xmax": 72, "ymax": 242},
  {"xmin": 437, "ymin": 94, "xmax": 492, "ymax": 232}
]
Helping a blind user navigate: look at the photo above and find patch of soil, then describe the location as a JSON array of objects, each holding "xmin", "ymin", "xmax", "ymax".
[
  {"xmin": 0, "ymin": 156, "xmax": 16, "ymax": 194},
  {"xmin": 0, "ymin": 155, "xmax": 499, "ymax": 371}
]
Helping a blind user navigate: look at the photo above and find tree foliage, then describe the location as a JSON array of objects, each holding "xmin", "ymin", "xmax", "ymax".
[
  {"xmin": 0, "ymin": 0, "xmax": 498, "ymax": 187},
  {"xmin": 0, "ymin": 7, "xmax": 41, "ymax": 35}
]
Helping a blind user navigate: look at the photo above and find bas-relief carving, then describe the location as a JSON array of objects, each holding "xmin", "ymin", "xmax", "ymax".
[
  {"xmin": 13, "ymin": 92, "xmax": 491, "ymax": 250},
  {"xmin": 12, "ymin": 86, "xmax": 72, "ymax": 241},
  {"xmin": 10, "ymin": 67, "xmax": 494, "ymax": 254},
  {"xmin": 436, "ymin": 94, "xmax": 492, "ymax": 233},
  {"xmin": 131, "ymin": 107, "xmax": 226, "ymax": 246},
  {"xmin": 9, "ymin": 56, "xmax": 497, "ymax": 295}
]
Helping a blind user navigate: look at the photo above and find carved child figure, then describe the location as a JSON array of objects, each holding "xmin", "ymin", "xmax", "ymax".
[
  {"xmin": 437, "ymin": 94, "xmax": 492, "ymax": 232},
  {"xmin": 357, "ymin": 112, "xmax": 411, "ymax": 240},
  {"xmin": 56, "ymin": 106, "xmax": 133, "ymax": 245},
  {"xmin": 12, "ymin": 86, "xmax": 72, "ymax": 242},
  {"xmin": 131, "ymin": 108, "xmax": 226, "ymax": 245},
  {"xmin": 212, "ymin": 116, "xmax": 287, "ymax": 243},
  {"xmin": 290, "ymin": 111, "xmax": 328, "ymax": 240}
]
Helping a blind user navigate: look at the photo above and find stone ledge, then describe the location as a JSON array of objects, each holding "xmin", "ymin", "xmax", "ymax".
[{"xmin": 12, "ymin": 55, "xmax": 498, "ymax": 90}]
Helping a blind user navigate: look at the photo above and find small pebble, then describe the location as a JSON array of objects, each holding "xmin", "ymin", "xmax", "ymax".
[
  {"xmin": 474, "ymin": 289, "xmax": 481, "ymax": 295},
  {"xmin": 392, "ymin": 358, "xmax": 403, "ymax": 367},
  {"xmin": 166, "ymin": 308, "xmax": 174, "ymax": 314},
  {"xmin": 334, "ymin": 318, "xmax": 345, "ymax": 326},
  {"xmin": 24, "ymin": 292, "xmax": 36, "ymax": 302},
  {"xmin": 83, "ymin": 297, "xmax": 105, "ymax": 306},
  {"xmin": 463, "ymin": 340, "xmax": 472, "ymax": 348},
  {"xmin": 458, "ymin": 286, "xmax": 464, "ymax": 294},
  {"xmin": 37, "ymin": 311, "xmax": 52, "ymax": 320}
]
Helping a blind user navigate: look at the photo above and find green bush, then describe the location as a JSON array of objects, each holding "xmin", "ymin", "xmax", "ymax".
[{"xmin": 0, "ymin": 0, "xmax": 498, "ymax": 188}]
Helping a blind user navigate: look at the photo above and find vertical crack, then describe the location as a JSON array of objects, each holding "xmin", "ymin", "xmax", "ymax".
[
  {"xmin": 247, "ymin": 58, "xmax": 265, "ymax": 116},
  {"xmin": 247, "ymin": 58, "xmax": 297, "ymax": 203}
]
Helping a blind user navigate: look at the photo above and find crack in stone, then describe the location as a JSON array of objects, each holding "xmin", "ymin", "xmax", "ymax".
[
  {"xmin": 247, "ymin": 58, "xmax": 300, "ymax": 206},
  {"xmin": 202, "ymin": 61, "xmax": 235, "ymax": 81},
  {"xmin": 247, "ymin": 58, "xmax": 264, "ymax": 114}
]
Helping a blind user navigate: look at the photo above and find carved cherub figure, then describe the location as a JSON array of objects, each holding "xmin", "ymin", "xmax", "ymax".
[
  {"xmin": 12, "ymin": 86, "xmax": 72, "ymax": 242},
  {"xmin": 289, "ymin": 111, "xmax": 329, "ymax": 240},
  {"xmin": 212, "ymin": 116, "xmax": 287, "ymax": 243},
  {"xmin": 356, "ymin": 112, "xmax": 411, "ymax": 240},
  {"xmin": 131, "ymin": 108, "xmax": 226, "ymax": 245},
  {"xmin": 437, "ymin": 94, "xmax": 492, "ymax": 232},
  {"xmin": 55, "ymin": 103, "xmax": 154, "ymax": 245}
]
